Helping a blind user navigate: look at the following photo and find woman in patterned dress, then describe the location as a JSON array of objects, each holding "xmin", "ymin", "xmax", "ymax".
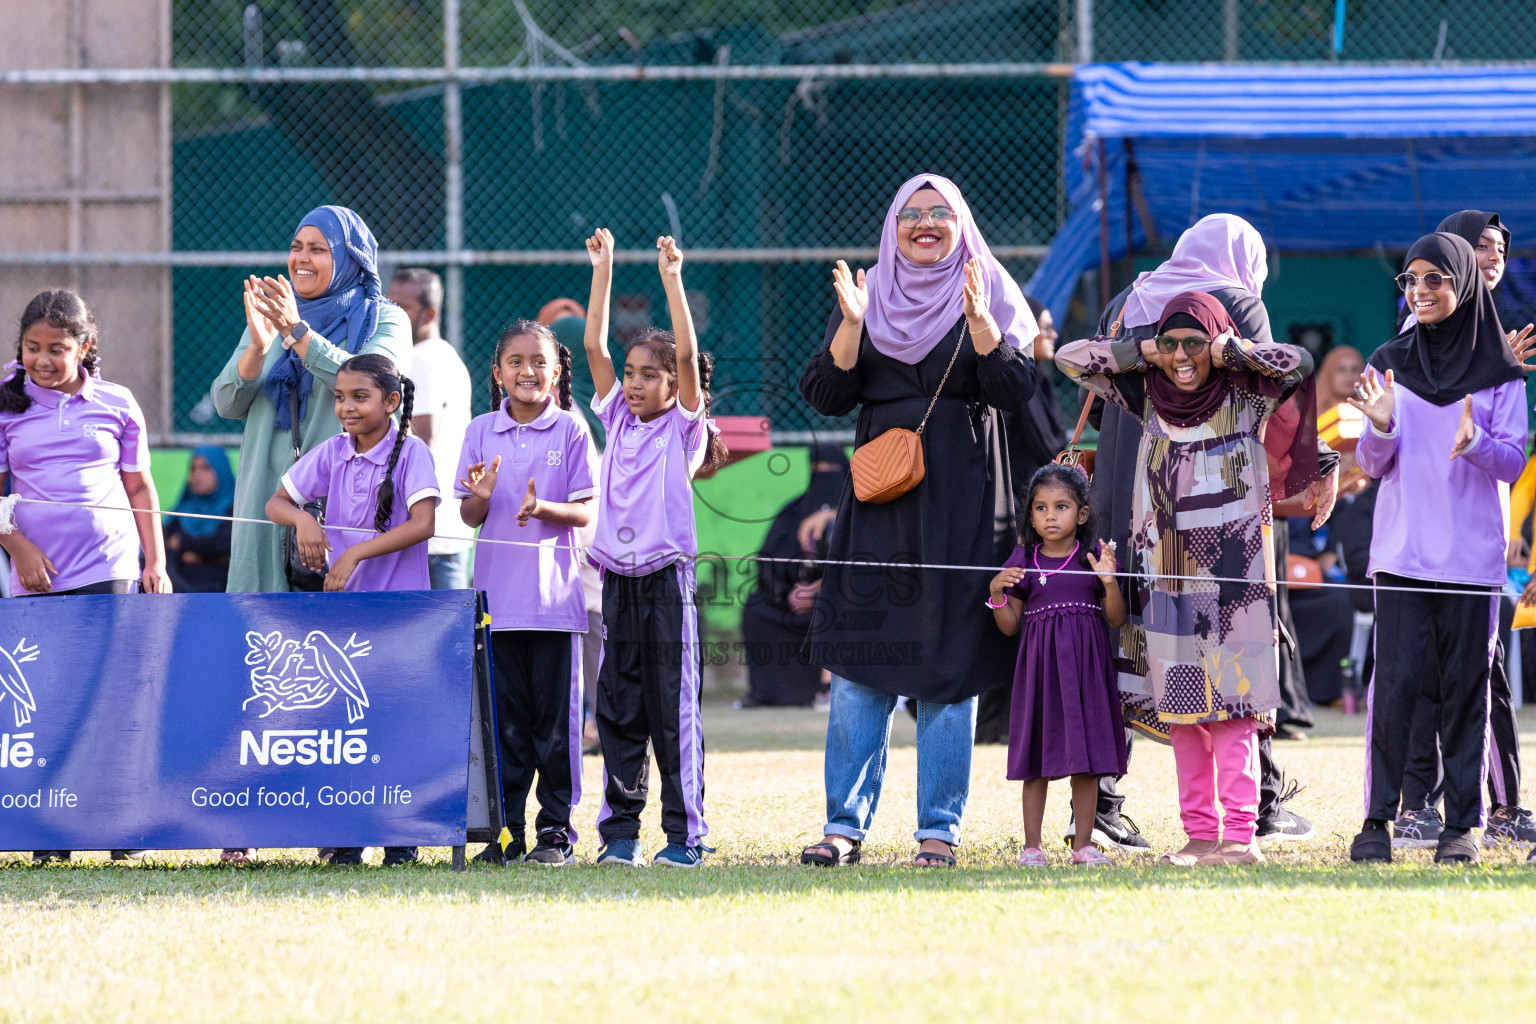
[{"xmin": 1055, "ymin": 291, "xmax": 1314, "ymax": 865}]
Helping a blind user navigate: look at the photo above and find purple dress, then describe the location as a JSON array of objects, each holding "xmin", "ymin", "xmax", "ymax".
[{"xmin": 1003, "ymin": 543, "xmax": 1128, "ymax": 781}]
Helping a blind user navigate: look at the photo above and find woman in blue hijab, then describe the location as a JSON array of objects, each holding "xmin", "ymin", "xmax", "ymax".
[
  {"xmin": 211, "ymin": 206, "xmax": 413, "ymax": 592},
  {"xmin": 163, "ymin": 445, "xmax": 237, "ymax": 593}
]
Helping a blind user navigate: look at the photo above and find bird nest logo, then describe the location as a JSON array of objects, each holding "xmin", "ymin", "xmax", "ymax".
[
  {"xmin": 0, "ymin": 639, "xmax": 39, "ymax": 729},
  {"xmin": 243, "ymin": 630, "xmax": 371, "ymax": 723}
]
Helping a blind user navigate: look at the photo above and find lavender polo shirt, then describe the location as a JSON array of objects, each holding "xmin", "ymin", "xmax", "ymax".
[
  {"xmin": 0, "ymin": 375, "xmax": 150, "ymax": 595},
  {"xmin": 1357, "ymin": 377, "xmax": 1528, "ymax": 587},
  {"xmin": 282, "ymin": 426, "xmax": 440, "ymax": 592},
  {"xmin": 454, "ymin": 398, "xmax": 595, "ymax": 631},
  {"xmin": 589, "ymin": 384, "xmax": 708, "ymax": 577}
]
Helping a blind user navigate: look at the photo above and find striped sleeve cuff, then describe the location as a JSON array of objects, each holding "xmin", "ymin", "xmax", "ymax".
[
  {"xmin": 405, "ymin": 486, "xmax": 441, "ymax": 508},
  {"xmin": 281, "ymin": 473, "xmax": 308, "ymax": 504}
]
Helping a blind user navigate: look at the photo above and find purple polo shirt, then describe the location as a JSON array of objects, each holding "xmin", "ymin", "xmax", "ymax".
[
  {"xmin": 589, "ymin": 384, "xmax": 708, "ymax": 577},
  {"xmin": 282, "ymin": 426, "xmax": 439, "ymax": 593},
  {"xmin": 0, "ymin": 375, "xmax": 149, "ymax": 595},
  {"xmin": 1357, "ymin": 377, "xmax": 1528, "ymax": 587},
  {"xmin": 454, "ymin": 398, "xmax": 595, "ymax": 631}
]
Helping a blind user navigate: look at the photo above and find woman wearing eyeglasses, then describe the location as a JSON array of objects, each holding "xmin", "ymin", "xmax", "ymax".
[
  {"xmin": 1055, "ymin": 291, "xmax": 1315, "ymax": 865},
  {"xmin": 797, "ymin": 174, "xmax": 1037, "ymax": 869},
  {"xmin": 1394, "ymin": 211, "xmax": 1536, "ymax": 852},
  {"xmin": 1345, "ymin": 232, "xmax": 1528, "ymax": 865}
]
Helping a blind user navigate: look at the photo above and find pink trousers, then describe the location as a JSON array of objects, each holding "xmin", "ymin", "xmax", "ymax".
[{"xmin": 1168, "ymin": 718, "xmax": 1260, "ymax": 843}]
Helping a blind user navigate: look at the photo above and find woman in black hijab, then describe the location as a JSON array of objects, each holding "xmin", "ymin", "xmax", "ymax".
[
  {"xmin": 1348, "ymin": 231, "xmax": 1528, "ymax": 864},
  {"xmin": 1397, "ymin": 212, "xmax": 1536, "ymax": 848},
  {"xmin": 738, "ymin": 444, "xmax": 850, "ymax": 707}
]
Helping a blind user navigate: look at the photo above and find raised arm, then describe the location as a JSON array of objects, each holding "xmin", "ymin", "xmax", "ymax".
[
  {"xmin": 657, "ymin": 235, "xmax": 701, "ymax": 414},
  {"xmin": 1348, "ymin": 368, "xmax": 1398, "ymax": 478},
  {"xmin": 584, "ymin": 229, "xmax": 618, "ymax": 402},
  {"xmin": 1053, "ymin": 335, "xmax": 1147, "ymax": 412},
  {"xmin": 212, "ymin": 281, "xmax": 281, "ymax": 420},
  {"xmin": 1215, "ymin": 335, "xmax": 1313, "ymax": 393},
  {"xmin": 829, "ymin": 260, "xmax": 868, "ymax": 371}
]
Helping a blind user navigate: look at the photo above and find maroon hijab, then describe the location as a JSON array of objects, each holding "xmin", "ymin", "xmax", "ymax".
[
  {"xmin": 1146, "ymin": 291, "xmax": 1321, "ymax": 501},
  {"xmin": 1145, "ymin": 292, "xmax": 1236, "ymax": 428}
]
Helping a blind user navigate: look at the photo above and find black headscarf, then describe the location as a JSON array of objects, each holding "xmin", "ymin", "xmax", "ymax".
[
  {"xmin": 1370, "ymin": 232, "xmax": 1522, "ymax": 406},
  {"xmin": 1437, "ymin": 209, "xmax": 1511, "ymax": 254}
]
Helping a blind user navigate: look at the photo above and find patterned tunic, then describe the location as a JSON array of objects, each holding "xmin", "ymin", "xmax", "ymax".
[{"xmin": 1054, "ymin": 335, "xmax": 1311, "ymax": 734}]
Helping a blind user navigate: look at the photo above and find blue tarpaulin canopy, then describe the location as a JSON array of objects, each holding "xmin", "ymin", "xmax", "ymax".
[{"xmin": 1028, "ymin": 62, "xmax": 1536, "ymax": 320}]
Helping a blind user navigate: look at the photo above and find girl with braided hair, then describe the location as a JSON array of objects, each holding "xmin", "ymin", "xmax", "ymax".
[
  {"xmin": 455, "ymin": 319, "xmax": 596, "ymax": 866},
  {"xmin": 266, "ymin": 353, "xmax": 438, "ymax": 599},
  {"xmin": 265, "ymin": 353, "xmax": 438, "ymax": 870},
  {"xmin": 0, "ymin": 289, "xmax": 170, "ymax": 599}
]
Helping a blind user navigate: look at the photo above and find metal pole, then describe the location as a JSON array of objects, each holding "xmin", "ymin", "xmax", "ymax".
[
  {"xmin": 1223, "ymin": 0, "xmax": 1240, "ymax": 61},
  {"xmin": 443, "ymin": 0, "xmax": 465, "ymax": 353},
  {"xmin": 1097, "ymin": 137, "xmax": 1110, "ymax": 309},
  {"xmin": 1076, "ymin": 0, "xmax": 1093, "ymax": 62}
]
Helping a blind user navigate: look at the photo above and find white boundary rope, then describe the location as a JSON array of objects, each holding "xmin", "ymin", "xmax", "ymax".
[{"xmin": 6, "ymin": 495, "xmax": 1519, "ymax": 599}]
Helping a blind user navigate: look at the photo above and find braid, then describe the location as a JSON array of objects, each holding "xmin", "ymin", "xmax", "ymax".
[
  {"xmin": 488, "ymin": 366, "xmax": 504, "ymax": 413},
  {"xmin": 696, "ymin": 350, "xmax": 729, "ymax": 472},
  {"xmin": 556, "ymin": 343, "xmax": 573, "ymax": 410},
  {"xmin": 0, "ymin": 346, "xmax": 27, "ymax": 415},
  {"xmin": 374, "ymin": 375, "xmax": 415, "ymax": 533}
]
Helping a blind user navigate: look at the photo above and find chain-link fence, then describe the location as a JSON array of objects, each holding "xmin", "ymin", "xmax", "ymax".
[{"xmin": 4, "ymin": 0, "xmax": 1533, "ymax": 442}]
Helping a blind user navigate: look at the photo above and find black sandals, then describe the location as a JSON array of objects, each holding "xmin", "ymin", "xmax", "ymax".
[{"xmin": 800, "ymin": 838, "xmax": 861, "ymax": 866}]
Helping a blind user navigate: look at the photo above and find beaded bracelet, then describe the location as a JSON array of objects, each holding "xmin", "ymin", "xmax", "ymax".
[{"xmin": 984, "ymin": 592, "xmax": 1006, "ymax": 609}]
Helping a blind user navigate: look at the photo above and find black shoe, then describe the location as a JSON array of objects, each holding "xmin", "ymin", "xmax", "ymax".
[
  {"xmin": 524, "ymin": 831, "xmax": 575, "ymax": 866},
  {"xmin": 327, "ymin": 847, "xmax": 365, "ymax": 866},
  {"xmin": 1257, "ymin": 808, "xmax": 1316, "ymax": 844},
  {"xmin": 1257, "ymin": 774, "xmax": 1315, "ymax": 843},
  {"xmin": 1350, "ymin": 824, "xmax": 1392, "ymax": 863},
  {"xmin": 472, "ymin": 835, "xmax": 525, "ymax": 866},
  {"xmin": 382, "ymin": 846, "xmax": 419, "ymax": 867},
  {"xmin": 1434, "ymin": 829, "xmax": 1479, "ymax": 864},
  {"xmin": 31, "ymin": 850, "xmax": 71, "ymax": 863},
  {"xmin": 1066, "ymin": 810, "xmax": 1151, "ymax": 853},
  {"xmin": 110, "ymin": 850, "xmax": 148, "ymax": 861}
]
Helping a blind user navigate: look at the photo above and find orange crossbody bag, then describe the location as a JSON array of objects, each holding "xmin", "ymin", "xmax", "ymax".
[{"xmin": 849, "ymin": 325, "xmax": 968, "ymax": 504}]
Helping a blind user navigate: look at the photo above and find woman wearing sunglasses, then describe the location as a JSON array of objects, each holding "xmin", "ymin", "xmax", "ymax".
[
  {"xmin": 1347, "ymin": 232, "xmax": 1528, "ymax": 865},
  {"xmin": 1055, "ymin": 291, "xmax": 1314, "ymax": 865},
  {"xmin": 1394, "ymin": 211, "xmax": 1536, "ymax": 852},
  {"xmin": 1075, "ymin": 215, "xmax": 1328, "ymax": 857}
]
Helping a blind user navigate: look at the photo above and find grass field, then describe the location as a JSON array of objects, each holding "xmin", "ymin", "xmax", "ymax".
[{"xmin": 6, "ymin": 705, "xmax": 1536, "ymax": 1023}]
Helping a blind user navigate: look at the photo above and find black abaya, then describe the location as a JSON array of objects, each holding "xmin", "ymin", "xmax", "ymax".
[{"xmin": 799, "ymin": 310, "xmax": 1035, "ymax": 703}]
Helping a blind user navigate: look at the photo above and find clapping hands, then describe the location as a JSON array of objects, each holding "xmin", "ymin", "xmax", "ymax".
[{"xmin": 1344, "ymin": 368, "xmax": 1395, "ymax": 434}]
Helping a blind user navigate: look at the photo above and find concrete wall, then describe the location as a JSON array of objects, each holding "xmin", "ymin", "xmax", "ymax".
[{"xmin": 0, "ymin": 0, "xmax": 171, "ymax": 431}]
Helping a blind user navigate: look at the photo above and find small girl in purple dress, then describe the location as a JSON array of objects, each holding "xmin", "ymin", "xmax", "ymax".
[{"xmin": 988, "ymin": 464, "xmax": 1128, "ymax": 867}]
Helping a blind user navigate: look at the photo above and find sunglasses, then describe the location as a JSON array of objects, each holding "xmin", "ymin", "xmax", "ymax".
[
  {"xmin": 1395, "ymin": 271, "xmax": 1452, "ymax": 292},
  {"xmin": 896, "ymin": 206, "xmax": 956, "ymax": 224},
  {"xmin": 1153, "ymin": 334, "xmax": 1211, "ymax": 355}
]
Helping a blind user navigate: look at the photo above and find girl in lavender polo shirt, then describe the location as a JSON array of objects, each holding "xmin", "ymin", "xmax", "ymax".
[
  {"xmin": 455, "ymin": 320, "xmax": 595, "ymax": 866},
  {"xmin": 1346, "ymin": 232, "xmax": 1528, "ymax": 866},
  {"xmin": 0, "ymin": 289, "xmax": 173, "ymax": 865},
  {"xmin": 581, "ymin": 230, "xmax": 728, "ymax": 868},
  {"xmin": 265, "ymin": 352, "xmax": 439, "ymax": 867},
  {"xmin": 0, "ymin": 290, "xmax": 171, "ymax": 601}
]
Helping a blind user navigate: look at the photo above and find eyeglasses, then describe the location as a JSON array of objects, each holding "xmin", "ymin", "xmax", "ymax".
[
  {"xmin": 1153, "ymin": 334, "xmax": 1211, "ymax": 355},
  {"xmin": 1395, "ymin": 271, "xmax": 1452, "ymax": 292},
  {"xmin": 896, "ymin": 206, "xmax": 956, "ymax": 225}
]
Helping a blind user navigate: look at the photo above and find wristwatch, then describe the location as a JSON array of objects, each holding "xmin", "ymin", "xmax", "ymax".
[{"xmin": 283, "ymin": 320, "xmax": 311, "ymax": 349}]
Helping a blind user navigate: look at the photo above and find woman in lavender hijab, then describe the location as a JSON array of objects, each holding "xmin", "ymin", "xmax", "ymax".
[{"xmin": 798, "ymin": 174, "xmax": 1037, "ymax": 868}]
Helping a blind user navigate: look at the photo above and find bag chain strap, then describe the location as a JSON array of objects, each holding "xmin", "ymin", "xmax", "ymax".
[{"xmin": 914, "ymin": 321, "xmax": 969, "ymax": 437}]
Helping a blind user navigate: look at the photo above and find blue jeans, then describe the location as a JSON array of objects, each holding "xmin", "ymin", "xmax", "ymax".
[
  {"xmin": 429, "ymin": 552, "xmax": 468, "ymax": 590},
  {"xmin": 822, "ymin": 673, "xmax": 977, "ymax": 846}
]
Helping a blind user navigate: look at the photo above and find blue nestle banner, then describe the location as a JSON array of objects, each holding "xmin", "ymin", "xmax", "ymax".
[{"xmin": 0, "ymin": 591, "xmax": 477, "ymax": 850}]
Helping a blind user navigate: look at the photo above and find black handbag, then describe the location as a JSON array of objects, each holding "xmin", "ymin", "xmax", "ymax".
[{"xmin": 283, "ymin": 388, "xmax": 328, "ymax": 592}]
